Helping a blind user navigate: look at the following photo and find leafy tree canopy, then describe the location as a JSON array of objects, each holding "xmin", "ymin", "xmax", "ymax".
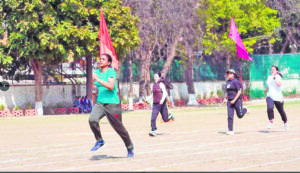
[
  {"xmin": 0, "ymin": 0, "xmax": 140, "ymax": 69},
  {"xmin": 201, "ymin": 0, "xmax": 281, "ymax": 55}
]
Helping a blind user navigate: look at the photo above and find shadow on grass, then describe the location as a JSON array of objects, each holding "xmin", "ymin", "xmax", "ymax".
[
  {"xmin": 90, "ymin": 155, "xmax": 125, "ymax": 160},
  {"xmin": 148, "ymin": 132, "xmax": 167, "ymax": 137},
  {"xmin": 257, "ymin": 130, "xmax": 282, "ymax": 133},
  {"xmin": 217, "ymin": 131, "xmax": 243, "ymax": 135}
]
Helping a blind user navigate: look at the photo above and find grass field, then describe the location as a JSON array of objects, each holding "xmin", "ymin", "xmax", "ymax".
[{"xmin": 0, "ymin": 100, "xmax": 300, "ymax": 171}]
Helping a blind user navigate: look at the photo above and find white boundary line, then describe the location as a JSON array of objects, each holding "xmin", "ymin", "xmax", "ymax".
[
  {"xmin": 55, "ymin": 137, "xmax": 300, "ymax": 171},
  {"xmin": 140, "ymin": 144, "xmax": 300, "ymax": 171},
  {"xmin": 0, "ymin": 127, "xmax": 298, "ymax": 166},
  {"xmin": 223, "ymin": 157, "xmax": 300, "ymax": 171}
]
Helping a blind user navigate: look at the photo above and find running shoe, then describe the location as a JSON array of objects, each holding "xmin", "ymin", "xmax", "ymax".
[
  {"xmin": 127, "ymin": 148, "xmax": 134, "ymax": 158},
  {"xmin": 149, "ymin": 130, "xmax": 157, "ymax": 137},
  {"xmin": 90, "ymin": 140, "xmax": 105, "ymax": 151},
  {"xmin": 168, "ymin": 113, "xmax": 175, "ymax": 121},
  {"xmin": 284, "ymin": 123, "xmax": 288, "ymax": 131},
  {"xmin": 226, "ymin": 131, "xmax": 234, "ymax": 135},
  {"xmin": 267, "ymin": 122, "xmax": 273, "ymax": 129}
]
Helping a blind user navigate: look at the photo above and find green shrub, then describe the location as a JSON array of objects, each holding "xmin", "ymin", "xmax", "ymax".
[
  {"xmin": 14, "ymin": 106, "xmax": 20, "ymax": 110},
  {"xmin": 250, "ymin": 88, "xmax": 265, "ymax": 98},
  {"xmin": 0, "ymin": 104, "xmax": 5, "ymax": 111},
  {"xmin": 244, "ymin": 87, "xmax": 250, "ymax": 96},
  {"xmin": 203, "ymin": 92, "xmax": 207, "ymax": 99},
  {"xmin": 282, "ymin": 90, "xmax": 289, "ymax": 97},
  {"xmin": 56, "ymin": 104, "xmax": 63, "ymax": 108},
  {"xmin": 121, "ymin": 98, "xmax": 128, "ymax": 104},
  {"xmin": 282, "ymin": 88, "xmax": 297, "ymax": 97},
  {"xmin": 216, "ymin": 90, "xmax": 224, "ymax": 98},
  {"xmin": 196, "ymin": 94, "xmax": 202, "ymax": 100},
  {"xmin": 26, "ymin": 102, "xmax": 32, "ymax": 109},
  {"xmin": 210, "ymin": 91, "xmax": 214, "ymax": 98}
]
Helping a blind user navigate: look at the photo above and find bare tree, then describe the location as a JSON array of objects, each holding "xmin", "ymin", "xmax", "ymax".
[
  {"xmin": 123, "ymin": 0, "xmax": 161, "ymax": 100},
  {"xmin": 158, "ymin": 0, "xmax": 196, "ymax": 78},
  {"xmin": 124, "ymin": 0, "xmax": 204, "ymax": 104},
  {"xmin": 160, "ymin": 0, "xmax": 202, "ymax": 105},
  {"xmin": 267, "ymin": 0, "xmax": 300, "ymax": 54}
]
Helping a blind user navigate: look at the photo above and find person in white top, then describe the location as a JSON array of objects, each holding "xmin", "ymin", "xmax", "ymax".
[
  {"xmin": 145, "ymin": 72, "xmax": 175, "ymax": 137},
  {"xmin": 264, "ymin": 65, "xmax": 288, "ymax": 130}
]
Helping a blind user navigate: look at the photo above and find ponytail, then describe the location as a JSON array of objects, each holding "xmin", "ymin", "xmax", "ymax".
[{"xmin": 271, "ymin": 65, "xmax": 283, "ymax": 78}]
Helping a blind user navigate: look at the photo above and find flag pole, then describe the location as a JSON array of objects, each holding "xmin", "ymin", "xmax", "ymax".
[
  {"xmin": 238, "ymin": 58, "xmax": 245, "ymax": 100},
  {"xmin": 98, "ymin": 6, "xmax": 121, "ymax": 108}
]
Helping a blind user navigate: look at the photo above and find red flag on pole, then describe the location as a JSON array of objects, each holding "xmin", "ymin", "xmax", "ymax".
[
  {"xmin": 92, "ymin": 7, "xmax": 120, "ymax": 105},
  {"xmin": 92, "ymin": 7, "xmax": 121, "ymax": 105},
  {"xmin": 99, "ymin": 7, "xmax": 119, "ymax": 70},
  {"xmin": 228, "ymin": 17, "xmax": 253, "ymax": 61}
]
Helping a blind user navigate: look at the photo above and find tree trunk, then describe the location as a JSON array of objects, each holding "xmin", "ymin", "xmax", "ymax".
[
  {"xmin": 128, "ymin": 56, "xmax": 134, "ymax": 111},
  {"xmin": 161, "ymin": 29, "xmax": 184, "ymax": 78},
  {"xmin": 280, "ymin": 37, "xmax": 290, "ymax": 55},
  {"xmin": 269, "ymin": 38, "xmax": 273, "ymax": 54},
  {"xmin": 185, "ymin": 47, "xmax": 198, "ymax": 105},
  {"xmin": 145, "ymin": 63, "xmax": 151, "ymax": 96},
  {"xmin": 280, "ymin": 27, "xmax": 292, "ymax": 55},
  {"xmin": 226, "ymin": 53, "xmax": 231, "ymax": 72},
  {"xmin": 86, "ymin": 55, "xmax": 93, "ymax": 100},
  {"xmin": 116, "ymin": 68, "xmax": 122, "ymax": 112},
  {"xmin": 31, "ymin": 59, "xmax": 43, "ymax": 115},
  {"xmin": 138, "ymin": 50, "xmax": 152, "ymax": 99}
]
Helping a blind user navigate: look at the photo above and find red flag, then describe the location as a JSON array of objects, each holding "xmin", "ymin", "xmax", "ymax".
[
  {"xmin": 228, "ymin": 17, "xmax": 253, "ymax": 61},
  {"xmin": 99, "ymin": 7, "xmax": 119, "ymax": 70}
]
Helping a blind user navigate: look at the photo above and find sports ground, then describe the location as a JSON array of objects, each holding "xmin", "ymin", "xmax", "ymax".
[{"xmin": 1, "ymin": 100, "xmax": 300, "ymax": 171}]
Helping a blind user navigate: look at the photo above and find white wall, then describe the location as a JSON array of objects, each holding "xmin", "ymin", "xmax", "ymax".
[
  {"xmin": 0, "ymin": 84, "xmax": 86, "ymax": 109},
  {"xmin": 2, "ymin": 79, "xmax": 296, "ymax": 110},
  {"xmin": 250, "ymin": 79, "xmax": 300, "ymax": 93},
  {"xmin": 1, "ymin": 81, "xmax": 246, "ymax": 109}
]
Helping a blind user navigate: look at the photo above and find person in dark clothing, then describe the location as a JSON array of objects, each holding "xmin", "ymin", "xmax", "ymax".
[
  {"xmin": 80, "ymin": 96, "xmax": 86, "ymax": 113},
  {"xmin": 84, "ymin": 96, "xmax": 93, "ymax": 113},
  {"xmin": 74, "ymin": 96, "xmax": 80, "ymax": 108},
  {"xmin": 144, "ymin": 72, "xmax": 175, "ymax": 137},
  {"xmin": 223, "ymin": 69, "xmax": 248, "ymax": 135}
]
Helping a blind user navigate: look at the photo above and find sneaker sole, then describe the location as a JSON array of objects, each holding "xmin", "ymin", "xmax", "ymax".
[
  {"xmin": 149, "ymin": 133, "xmax": 157, "ymax": 137},
  {"xmin": 90, "ymin": 144, "xmax": 105, "ymax": 152}
]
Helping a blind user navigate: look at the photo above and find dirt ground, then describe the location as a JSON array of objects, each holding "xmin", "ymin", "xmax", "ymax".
[{"xmin": 0, "ymin": 100, "xmax": 300, "ymax": 171}]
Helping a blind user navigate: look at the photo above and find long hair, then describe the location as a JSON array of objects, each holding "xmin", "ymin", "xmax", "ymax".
[
  {"xmin": 101, "ymin": 53, "xmax": 112, "ymax": 68},
  {"xmin": 271, "ymin": 65, "xmax": 283, "ymax": 77},
  {"xmin": 234, "ymin": 73, "xmax": 239, "ymax": 79},
  {"xmin": 155, "ymin": 71, "xmax": 162, "ymax": 78}
]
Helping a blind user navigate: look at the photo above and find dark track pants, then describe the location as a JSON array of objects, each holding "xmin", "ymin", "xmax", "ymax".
[
  {"xmin": 151, "ymin": 101, "xmax": 169, "ymax": 131},
  {"xmin": 227, "ymin": 98, "xmax": 247, "ymax": 131},
  {"xmin": 88, "ymin": 103, "xmax": 134, "ymax": 150},
  {"xmin": 266, "ymin": 97, "xmax": 287, "ymax": 122}
]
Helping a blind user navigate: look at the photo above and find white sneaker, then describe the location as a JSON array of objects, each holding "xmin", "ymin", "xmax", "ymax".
[
  {"xmin": 149, "ymin": 130, "xmax": 157, "ymax": 137},
  {"xmin": 267, "ymin": 122, "xmax": 273, "ymax": 129},
  {"xmin": 168, "ymin": 113, "xmax": 175, "ymax": 121},
  {"xmin": 284, "ymin": 123, "xmax": 288, "ymax": 131},
  {"xmin": 244, "ymin": 106, "xmax": 250, "ymax": 114},
  {"xmin": 226, "ymin": 131, "xmax": 234, "ymax": 135}
]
